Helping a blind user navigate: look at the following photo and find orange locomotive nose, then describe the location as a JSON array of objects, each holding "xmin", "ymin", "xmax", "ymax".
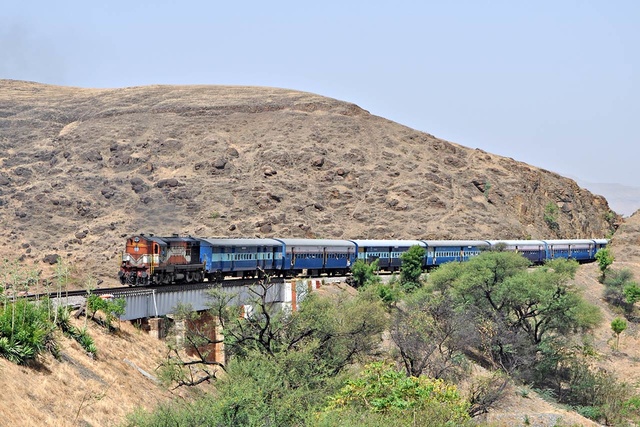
[{"xmin": 120, "ymin": 235, "xmax": 156, "ymax": 286}]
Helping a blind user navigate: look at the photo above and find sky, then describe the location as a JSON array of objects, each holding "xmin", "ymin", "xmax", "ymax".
[{"xmin": 2, "ymin": 1, "xmax": 639, "ymax": 192}]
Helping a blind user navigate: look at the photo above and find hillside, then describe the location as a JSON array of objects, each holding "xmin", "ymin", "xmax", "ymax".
[
  {"xmin": 0, "ymin": 80, "xmax": 630, "ymax": 426},
  {"xmin": 0, "ymin": 319, "xmax": 188, "ymax": 426},
  {"xmin": 0, "ymin": 79, "xmax": 615, "ymax": 287}
]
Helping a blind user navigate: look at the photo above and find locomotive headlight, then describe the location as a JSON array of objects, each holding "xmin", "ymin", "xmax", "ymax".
[{"xmin": 134, "ymin": 237, "xmax": 140, "ymax": 243}]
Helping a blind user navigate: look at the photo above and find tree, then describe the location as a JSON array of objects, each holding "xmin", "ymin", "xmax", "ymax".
[
  {"xmin": 390, "ymin": 290, "xmax": 467, "ymax": 379},
  {"xmin": 624, "ymin": 281, "xmax": 640, "ymax": 305},
  {"xmin": 158, "ymin": 276, "xmax": 387, "ymax": 390},
  {"xmin": 350, "ymin": 258, "xmax": 380, "ymax": 288},
  {"xmin": 595, "ymin": 247, "xmax": 614, "ymax": 281},
  {"xmin": 611, "ymin": 317, "xmax": 627, "ymax": 350},
  {"xmin": 603, "ymin": 268, "xmax": 635, "ymax": 311},
  {"xmin": 400, "ymin": 245, "xmax": 426, "ymax": 292},
  {"xmin": 428, "ymin": 252, "xmax": 601, "ymax": 376}
]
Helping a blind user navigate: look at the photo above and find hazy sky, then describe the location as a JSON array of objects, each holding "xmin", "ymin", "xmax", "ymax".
[{"xmin": 2, "ymin": 1, "xmax": 638, "ymax": 189}]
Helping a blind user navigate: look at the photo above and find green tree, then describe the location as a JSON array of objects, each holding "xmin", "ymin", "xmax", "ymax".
[
  {"xmin": 428, "ymin": 252, "xmax": 601, "ymax": 375},
  {"xmin": 603, "ymin": 268, "xmax": 636, "ymax": 315},
  {"xmin": 595, "ymin": 247, "xmax": 614, "ymax": 281},
  {"xmin": 624, "ymin": 281, "xmax": 640, "ymax": 305},
  {"xmin": 390, "ymin": 290, "xmax": 467, "ymax": 379},
  {"xmin": 350, "ymin": 258, "xmax": 380, "ymax": 288},
  {"xmin": 215, "ymin": 280, "xmax": 386, "ymax": 368},
  {"xmin": 611, "ymin": 317, "xmax": 627, "ymax": 350},
  {"xmin": 400, "ymin": 245, "xmax": 426, "ymax": 292}
]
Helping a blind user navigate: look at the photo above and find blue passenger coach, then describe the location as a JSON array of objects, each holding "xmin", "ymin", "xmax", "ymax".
[
  {"xmin": 541, "ymin": 239, "xmax": 607, "ymax": 262},
  {"xmin": 422, "ymin": 240, "xmax": 490, "ymax": 266},
  {"xmin": 199, "ymin": 238, "xmax": 284, "ymax": 281},
  {"xmin": 273, "ymin": 239, "xmax": 357, "ymax": 275},
  {"xmin": 351, "ymin": 240, "xmax": 426, "ymax": 272},
  {"xmin": 486, "ymin": 240, "xmax": 547, "ymax": 264}
]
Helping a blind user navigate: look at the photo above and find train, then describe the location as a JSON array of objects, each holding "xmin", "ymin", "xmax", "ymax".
[{"xmin": 118, "ymin": 235, "xmax": 609, "ymax": 287}]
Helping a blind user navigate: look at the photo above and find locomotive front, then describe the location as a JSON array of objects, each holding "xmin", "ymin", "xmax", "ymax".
[{"xmin": 119, "ymin": 235, "xmax": 160, "ymax": 286}]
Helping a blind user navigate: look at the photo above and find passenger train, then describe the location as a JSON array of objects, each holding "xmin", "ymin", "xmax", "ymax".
[{"xmin": 118, "ymin": 235, "xmax": 609, "ymax": 287}]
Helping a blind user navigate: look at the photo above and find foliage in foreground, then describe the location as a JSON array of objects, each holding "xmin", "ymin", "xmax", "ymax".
[
  {"xmin": 129, "ymin": 286, "xmax": 472, "ymax": 427},
  {"xmin": 127, "ymin": 357, "xmax": 473, "ymax": 427},
  {"xmin": 128, "ymin": 251, "xmax": 640, "ymax": 427},
  {"xmin": 319, "ymin": 362, "xmax": 471, "ymax": 427}
]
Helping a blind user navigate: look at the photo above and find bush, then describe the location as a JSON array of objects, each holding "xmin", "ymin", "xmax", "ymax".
[
  {"xmin": 574, "ymin": 405, "xmax": 603, "ymax": 421},
  {"xmin": 400, "ymin": 245, "xmax": 426, "ymax": 292},
  {"xmin": 87, "ymin": 294, "xmax": 126, "ymax": 330},
  {"xmin": 321, "ymin": 362, "xmax": 471, "ymax": 426},
  {"xmin": 350, "ymin": 259, "xmax": 380, "ymax": 288},
  {"xmin": 0, "ymin": 299, "xmax": 57, "ymax": 364}
]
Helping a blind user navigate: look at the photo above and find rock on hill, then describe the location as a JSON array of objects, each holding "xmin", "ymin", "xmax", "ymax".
[{"xmin": 0, "ymin": 80, "xmax": 615, "ymax": 285}]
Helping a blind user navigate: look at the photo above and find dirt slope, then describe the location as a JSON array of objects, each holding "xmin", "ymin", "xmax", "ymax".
[
  {"xmin": 0, "ymin": 79, "xmax": 615, "ymax": 287},
  {"xmin": 0, "ymin": 319, "xmax": 201, "ymax": 427}
]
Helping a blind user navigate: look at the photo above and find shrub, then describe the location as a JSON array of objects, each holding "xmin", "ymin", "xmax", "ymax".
[
  {"xmin": 322, "ymin": 362, "xmax": 470, "ymax": 426},
  {"xmin": 0, "ymin": 299, "xmax": 57, "ymax": 364},
  {"xmin": 544, "ymin": 202, "xmax": 560, "ymax": 232},
  {"xmin": 87, "ymin": 294, "xmax": 126, "ymax": 330}
]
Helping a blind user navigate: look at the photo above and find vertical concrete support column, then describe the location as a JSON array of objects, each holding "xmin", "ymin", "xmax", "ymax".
[
  {"xmin": 283, "ymin": 280, "xmax": 293, "ymax": 314},
  {"xmin": 148, "ymin": 317, "xmax": 165, "ymax": 339},
  {"xmin": 174, "ymin": 318, "xmax": 185, "ymax": 348}
]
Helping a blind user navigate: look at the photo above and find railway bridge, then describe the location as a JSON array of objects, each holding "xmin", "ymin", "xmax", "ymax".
[{"xmin": 87, "ymin": 277, "xmax": 333, "ymax": 321}]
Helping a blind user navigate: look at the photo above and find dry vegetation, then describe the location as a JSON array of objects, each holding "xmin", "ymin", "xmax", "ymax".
[{"xmin": 0, "ymin": 317, "xmax": 206, "ymax": 427}]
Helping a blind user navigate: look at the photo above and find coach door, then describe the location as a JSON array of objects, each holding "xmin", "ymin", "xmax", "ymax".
[{"xmin": 427, "ymin": 247, "xmax": 435, "ymax": 265}]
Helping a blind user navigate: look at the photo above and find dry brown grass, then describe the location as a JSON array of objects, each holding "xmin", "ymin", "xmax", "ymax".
[{"xmin": 0, "ymin": 317, "xmax": 207, "ymax": 427}]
